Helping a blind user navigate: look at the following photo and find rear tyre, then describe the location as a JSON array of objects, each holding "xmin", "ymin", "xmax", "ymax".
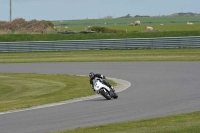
[
  {"xmin": 100, "ymin": 89, "xmax": 111, "ymax": 100},
  {"xmin": 113, "ymin": 92, "xmax": 118, "ymax": 99}
]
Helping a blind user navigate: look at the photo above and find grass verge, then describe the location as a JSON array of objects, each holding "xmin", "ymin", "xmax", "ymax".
[
  {"xmin": 50, "ymin": 111, "xmax": 200, "ymax": 133},
  {"xmin": 0, "ymin": 73, "xmax": 115, "ymax": 112},
  {"xmin": 0, "ymin": 48, "xmax": 200, "ymax": 63}
]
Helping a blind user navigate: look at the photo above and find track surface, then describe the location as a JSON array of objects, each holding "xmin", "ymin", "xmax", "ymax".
[{"xmin": 0, "ymin": 62, "xmax": 200, "ymax": 133}]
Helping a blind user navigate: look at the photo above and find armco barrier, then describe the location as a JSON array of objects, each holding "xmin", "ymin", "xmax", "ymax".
[{"xmin": 0, "ymin": 36, "xmax": 200, "ymax": 52}]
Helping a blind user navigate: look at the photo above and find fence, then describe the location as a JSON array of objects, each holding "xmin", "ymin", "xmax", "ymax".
[{"xmin": 0, "ymin": 36, "xmax": 200, "ymax": 52}]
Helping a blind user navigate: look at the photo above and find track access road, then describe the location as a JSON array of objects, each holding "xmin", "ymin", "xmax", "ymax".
[{"xmin": 0, "ymin": 62, "xmax": 200, "ymax": 133}]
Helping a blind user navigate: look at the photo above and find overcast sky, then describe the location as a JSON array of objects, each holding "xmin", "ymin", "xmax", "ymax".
[{"xmin": 0, "ymin": 0, "xmax": 199, "ymax": 21}]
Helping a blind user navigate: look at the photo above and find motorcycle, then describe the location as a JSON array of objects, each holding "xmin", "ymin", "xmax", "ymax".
[{"xmin": 93, "ymin": 78, "xmax": 118, "ymax": 100}]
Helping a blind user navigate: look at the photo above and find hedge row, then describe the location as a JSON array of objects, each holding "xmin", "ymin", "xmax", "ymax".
[{"xmin": 0, "ymin": 31, "xmax": 200, "ymax": 42}]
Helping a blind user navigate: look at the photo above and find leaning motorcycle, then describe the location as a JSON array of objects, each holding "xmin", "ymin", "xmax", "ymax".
[{"xmin": 93, "ymin": 78, "xmax": 118, "ymax": 100}]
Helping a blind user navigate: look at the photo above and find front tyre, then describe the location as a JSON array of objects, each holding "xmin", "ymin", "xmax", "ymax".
[{"xmin": 100, "ymin": 89, "xmax": 111, "ymax": 100}]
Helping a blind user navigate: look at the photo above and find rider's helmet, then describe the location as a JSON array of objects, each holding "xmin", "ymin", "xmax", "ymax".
[{"xmin": 89, "ymin": 72, "xmax": 95, "ymax": 79}]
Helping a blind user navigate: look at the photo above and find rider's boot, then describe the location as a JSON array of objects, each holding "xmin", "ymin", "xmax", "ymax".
[{"xmin": 111, "ymin": 86, "xmax": 115, "ymax": 92}]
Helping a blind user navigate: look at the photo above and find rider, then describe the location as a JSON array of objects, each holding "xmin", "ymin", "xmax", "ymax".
[{"xmin": 89, "ymin": 72, "xmax": 115, "ymax": 92}]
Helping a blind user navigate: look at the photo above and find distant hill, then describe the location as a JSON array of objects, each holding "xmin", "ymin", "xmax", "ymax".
[
  {"xmin": 118, "ymin": 14, "xmax": 132, "ymax": 18},
  {"xmin": 118, "ymin": 14, "xmax": 150, "ymax": 18},
  {"xmin": 117, "ymin": 12, "xmax": 200, "ymax": 18},
  {"xmin": 170, "ymin": 12, "xmax": 200, "ymax": 17}
]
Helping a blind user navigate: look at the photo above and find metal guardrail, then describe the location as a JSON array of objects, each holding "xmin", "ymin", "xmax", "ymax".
[{"xmin": 0, "ymin": 36, "xmax": 200, "ymax": 52}]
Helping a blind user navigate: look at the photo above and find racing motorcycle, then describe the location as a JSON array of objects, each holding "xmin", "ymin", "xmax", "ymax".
[{"xmin": 93, "ymin": 78, "xmax": 118, "ymax": 100}]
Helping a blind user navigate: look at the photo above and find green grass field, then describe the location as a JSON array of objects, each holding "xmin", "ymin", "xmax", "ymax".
[
  {"xmin": 52, "ymin": 17, "xmax": 200, "ymax": 32},
  {"xmin": 110, "ymin": 24, "xmax": 200, "ymax": 32},
  {"xmin": 56, "ymin": 24, "xmax": 200, "ymax": 33},
  {"xmin": 1, "ymin": 17, "xmax": 200, "ymax": 42},
  {"xmin": 53, "ymin": 17, "xmax": 200, "ymax": 27}
]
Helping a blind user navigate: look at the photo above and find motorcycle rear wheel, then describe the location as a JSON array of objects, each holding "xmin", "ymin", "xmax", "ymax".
[{"xmin": 113, "ymin": 92, "xmax": 118, "ymax": 99}]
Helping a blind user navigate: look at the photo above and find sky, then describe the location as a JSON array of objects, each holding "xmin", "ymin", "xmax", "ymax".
[{"xmin": 0, "ymin": 0, "xmax": 200, "ymax": 21}]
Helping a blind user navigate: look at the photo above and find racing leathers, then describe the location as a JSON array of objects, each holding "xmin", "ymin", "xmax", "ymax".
[{"xmin": 89, "ymin": 74, "xmax": 114, "ymax": 92}]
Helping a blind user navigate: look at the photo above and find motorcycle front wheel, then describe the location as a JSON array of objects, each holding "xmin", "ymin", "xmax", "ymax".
[{"xmin": 100, "ymin": 89, "xmax": 111, "ymax": 100}]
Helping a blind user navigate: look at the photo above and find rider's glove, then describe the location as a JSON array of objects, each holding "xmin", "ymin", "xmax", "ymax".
[{"xmin": 101, "ymin": 75, "xmax": 105, "ymax": 79}]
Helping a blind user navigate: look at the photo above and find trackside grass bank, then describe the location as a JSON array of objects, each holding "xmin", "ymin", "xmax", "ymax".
[
  {"xmin": 0, "ymin": 48, "xmax": 200, "ymax": 63},
  {"xmin": 49, "ymin": 111, "xmax": 200, "ymax": 133}
]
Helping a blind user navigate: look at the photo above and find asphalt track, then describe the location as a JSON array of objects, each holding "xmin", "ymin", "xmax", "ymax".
[{"xmin": 0, "ymin": 62, "xmax": 200, "ymax": 133}]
